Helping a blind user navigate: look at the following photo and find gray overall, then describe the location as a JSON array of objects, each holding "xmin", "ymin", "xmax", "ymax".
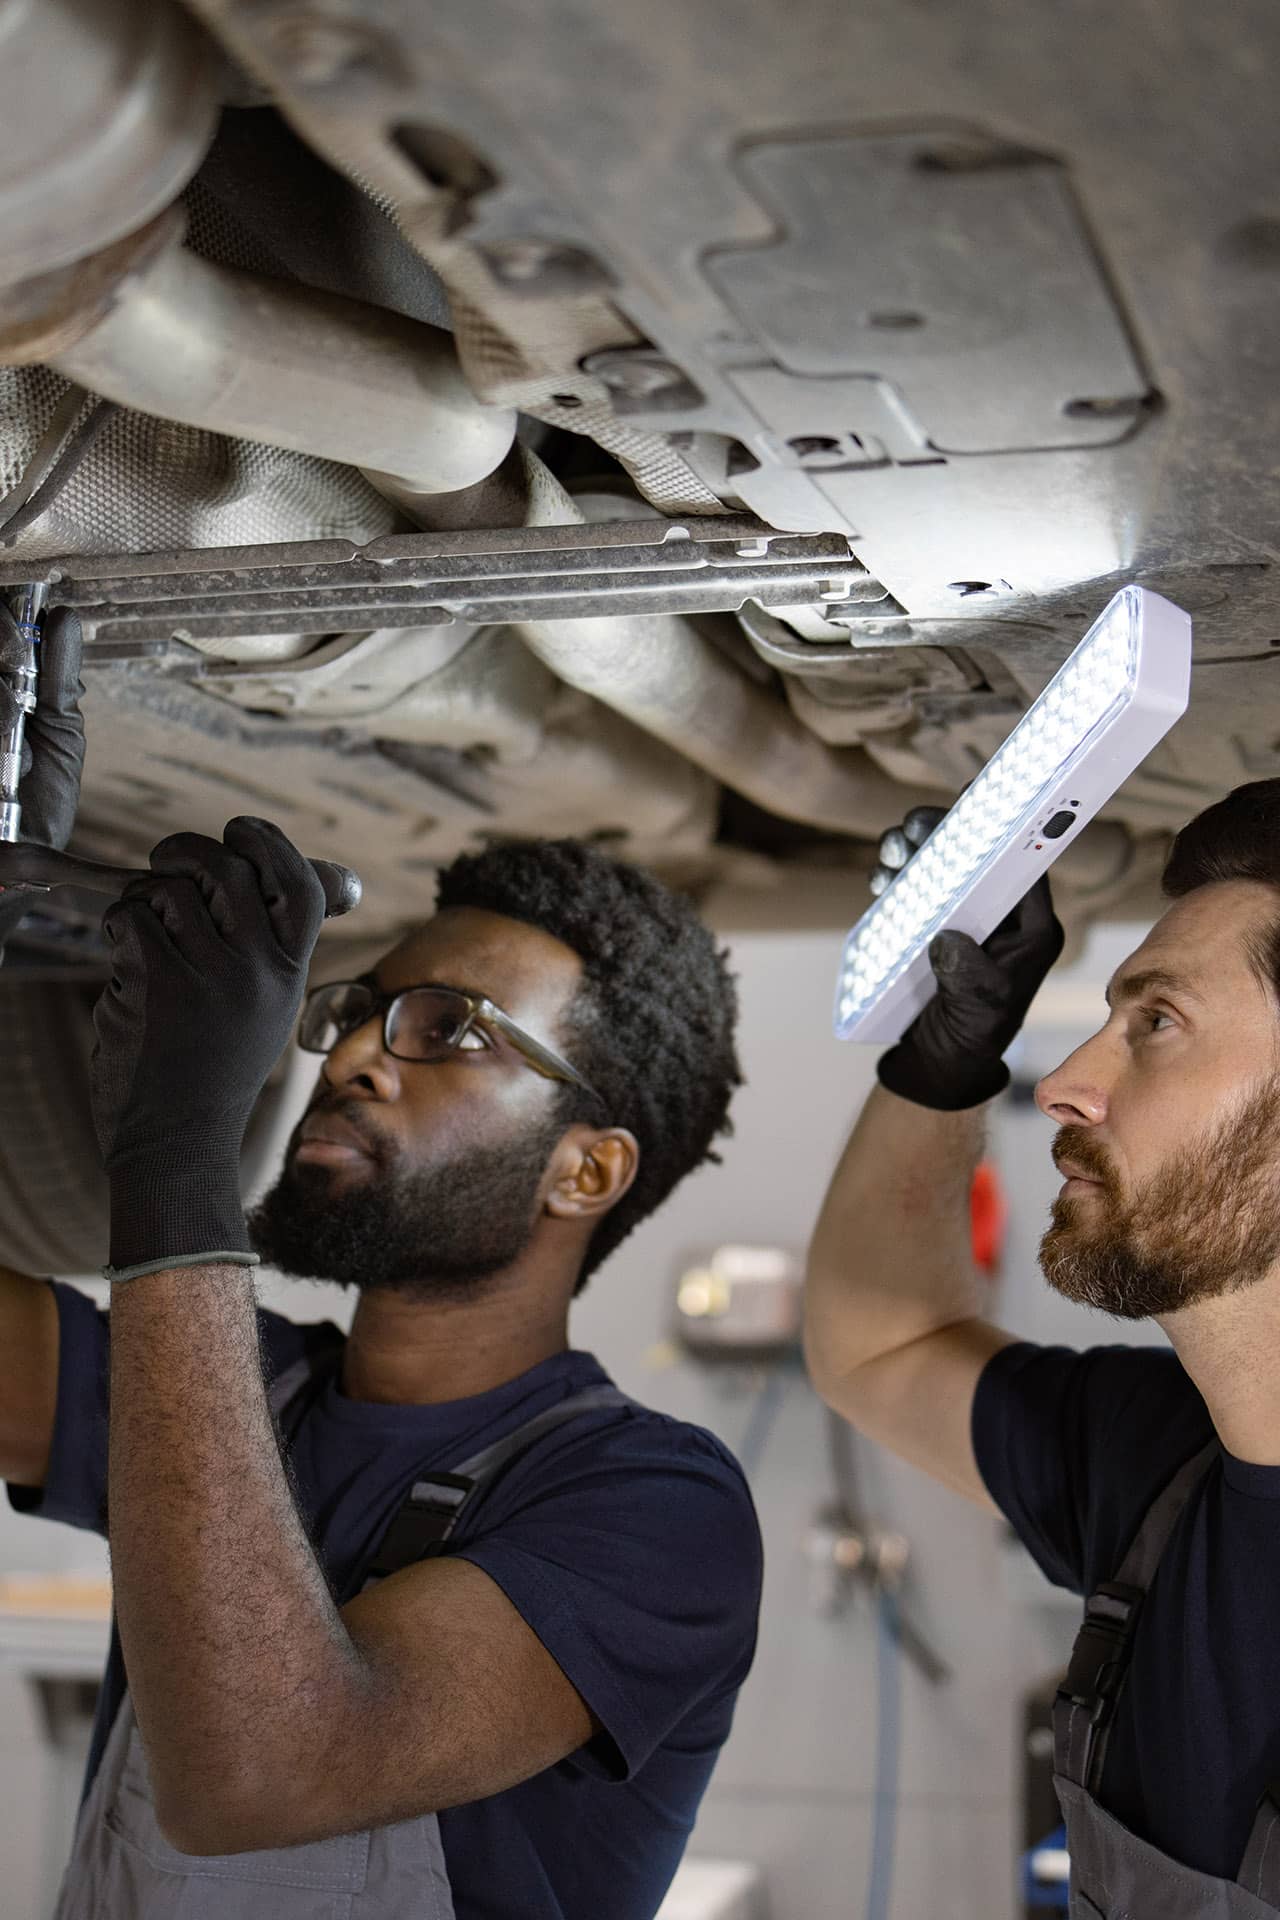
[
  {"xmin": 52, "ymin": 1354, "xmax": 629, "ymax": 1919},
  {"xmin": 1054, "ymin": 1439, "xmax": 1280, "ymax": 1917}
]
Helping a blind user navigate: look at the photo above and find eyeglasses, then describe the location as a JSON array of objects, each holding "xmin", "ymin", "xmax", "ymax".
[{"xmin": 298, "ymin": 978, "xmax": 602, "ymax": 1104}]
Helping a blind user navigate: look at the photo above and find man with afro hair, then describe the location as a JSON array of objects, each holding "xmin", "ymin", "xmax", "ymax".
[{"xmin": 1, "ymin": 823, "xmax": 761, "ymax": 1920}]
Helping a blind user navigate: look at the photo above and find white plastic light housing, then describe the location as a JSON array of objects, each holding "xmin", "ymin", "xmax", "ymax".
[{"xmin": 833, "ymin": 585, "xmax": 1192, "ymax": 1045}]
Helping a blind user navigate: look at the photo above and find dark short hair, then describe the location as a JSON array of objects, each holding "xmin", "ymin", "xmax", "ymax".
[
  {"xmin": 1162, "ymin": 779, "xmax": 1280, "ymax": 999},
  {"xmin": 434, "ymin": 839, "xmax": 742, "ymax": 1289}
]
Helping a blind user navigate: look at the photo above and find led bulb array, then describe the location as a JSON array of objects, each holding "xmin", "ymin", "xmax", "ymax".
[{"xmin": 833, "ymin": 586, "xmax": 1192, "ymax": 1045}]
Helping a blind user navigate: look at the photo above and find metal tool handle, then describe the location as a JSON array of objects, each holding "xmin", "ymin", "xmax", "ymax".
[
  {"xmin": 0, "ymin": 582, "xmax": 361, "ymax": 920},
  {"xmin": 0, "ymin": 843, "xmax": 362, "ymax": 919},
  {"xmin": 0, "ymin": 583, "xmax": 46, "ymax": 844}
]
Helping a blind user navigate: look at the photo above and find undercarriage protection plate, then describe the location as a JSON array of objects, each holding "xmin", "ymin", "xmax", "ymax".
[{"xmin": 0, "ymin": 518, "xmax": 891, "ymax": 649}]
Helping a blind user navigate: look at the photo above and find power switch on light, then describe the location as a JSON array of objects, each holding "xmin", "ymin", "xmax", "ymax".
[{"xmin": 1041, "ymin": 810, "xmax": 1077, "ymax": 839}]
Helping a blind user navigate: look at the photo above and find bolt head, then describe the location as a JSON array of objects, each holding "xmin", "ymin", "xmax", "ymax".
[
  {"xmin": 578, "ymin": 349, "xmax": 703, "ymax": 413},
  {"xmin": 487, "ymin": 239, "xmax": 557, "ymax": 281},
  {"xmin": 480, "ymin": 239, "xmax": 611, "ymax": 296},
  {"xmin": 598, "ymin": 357, "xmax": 682, "ymax": 398}
]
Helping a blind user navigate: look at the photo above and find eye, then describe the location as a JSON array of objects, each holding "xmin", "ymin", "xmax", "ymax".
[
  {"xmin": 456, "ymin": 1025, "xmax": 491, "ymax": 1052},
  {"xmin": 1142, "ymin": 1007, "xmax": 1176, "ymax": 1033}
]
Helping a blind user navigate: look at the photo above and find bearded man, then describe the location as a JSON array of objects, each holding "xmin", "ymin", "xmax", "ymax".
[
  {"xmin": 805, "ymin": 779, "xmax": 1280, "ymax": 1919},
  {"xmin": 0, "ymin": 809, "xmax": 761, "ymax": 1920}
]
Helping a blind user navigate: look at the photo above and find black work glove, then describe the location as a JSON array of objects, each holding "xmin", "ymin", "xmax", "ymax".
[
  {"xmin": 0, "ymin": 605, "xmax": 86, "ymax": 960},
  {"xmin": 874, "ymin": 806, "xmax": 1065, "ymax": 1111},
  {"xmin": 90, "ymin": 817, "xmax": 327, "ymax": 1283}
]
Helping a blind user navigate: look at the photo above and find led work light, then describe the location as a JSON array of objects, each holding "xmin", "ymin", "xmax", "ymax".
[{"xmin": 834, "ymin": 585, "xmax": 1192, "ymax": 1046}]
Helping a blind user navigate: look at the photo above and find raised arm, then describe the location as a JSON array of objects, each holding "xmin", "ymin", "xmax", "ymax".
[
  {"xmin": 0, "ymin": 1266, "xmax": 58, "ymax": 1487},
  {"xmin": 805, "ymin": 1088, "xmax": 1014, "ymax": 1507},
  {"xmin": 0, "ymin": 607, "xmax": 85, "ymax": 1486},
  {"xmin": 804, "ymin": 813, "xmax": 1064, "ymax": 1508}
]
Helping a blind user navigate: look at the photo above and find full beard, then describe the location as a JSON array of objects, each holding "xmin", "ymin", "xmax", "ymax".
[
  {"xmin": 246, "ymin": 1108, "xmax": 567, "ymax": 1303},
  {"xmin": 1039, "ymin": 1077, "xmax": 1280, "ymax": 1320}
]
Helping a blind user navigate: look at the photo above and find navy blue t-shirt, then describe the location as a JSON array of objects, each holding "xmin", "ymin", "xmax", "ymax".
[
  {"xmin": 973, "ymin": 1339, "xmax": 1280, "ymax": 1879},
  {"xmin": 10, "ymin": 1282, "xmax": 763, "ymax": 1920}
]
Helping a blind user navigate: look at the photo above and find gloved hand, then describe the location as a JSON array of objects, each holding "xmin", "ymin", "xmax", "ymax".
[
  {"xmin": 90, "ymin": 816, "xmax": 327, "ymax": 1283},
  {"xmin": 0, "ymin": 605, "xmax": 86, "ymax": 961},
  {"xmin": 874, "ymin": 805, "xmax": 1065, "ymax": 1111}
]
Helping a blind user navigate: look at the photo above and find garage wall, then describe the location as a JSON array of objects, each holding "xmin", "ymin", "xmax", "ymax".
[{"xmin": 0, "ymin": 918, "xmax": 1162, "ymax": 1918}]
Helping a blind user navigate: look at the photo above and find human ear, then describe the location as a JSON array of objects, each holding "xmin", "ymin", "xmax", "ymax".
[{"xmin": 545, "ymin": 1128, "xmax": 639, "ymax": 1222}]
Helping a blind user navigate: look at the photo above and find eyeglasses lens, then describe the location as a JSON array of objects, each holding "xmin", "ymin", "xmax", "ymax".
[
  {"xmin": 302, "ymin": 985, "xmax": 474, "ymax": 1060},
  {"xmin": 301, "ymin": 982, "xmax": 375, "ymax": 1053},
  {"xmin": 385, "ymin": 988, "xmax": 471, "ymax": 1061}
]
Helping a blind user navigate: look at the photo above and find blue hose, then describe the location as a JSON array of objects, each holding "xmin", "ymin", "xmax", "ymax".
[{"xmin": 865, "ymin": 1584, "xmax": 902, "ymax": 1920}]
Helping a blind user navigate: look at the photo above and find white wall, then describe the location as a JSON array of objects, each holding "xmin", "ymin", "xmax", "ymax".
[{"xmin": 0, "ymin": 918, "xmax": 1162, "ymax": 1919}]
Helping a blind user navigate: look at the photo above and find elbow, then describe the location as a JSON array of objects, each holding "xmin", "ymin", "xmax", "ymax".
[
  {"xmin": 800, "ymin": 1304, "xmax": 831, "ymax": 1403},
  {"xmin": 803, "ymin": 1340, "xmax": 855, "ymax": 1420},
  {"xmin": 801, "ymin": 1279, "xmax": 872, "ymax": 1425},
  {"xmin": 152, "ymin": 1763, "xmax": 307, "ymax": 1857},
  {"xmin": 154, "ymin": 1787, "xmax": 262, "ymax": 1858},
  {"xmin": 154, "ymin": 1797, "xmax": 231, "ymax": 1858},
  {"xmin": 804, "ymin": 1352, "xmax": 878, "ymax": 1439},
  {"xmin": 801, "ymin": 1257, "xmax": 849, "ymax": 1405},
  {"xmin": 157, "ymin": 1800, "xmax": 309, "ymax": 1859},
  {"xmin": 148, "ymin": 1667, "xmax": 383, "ymax": 1854}
]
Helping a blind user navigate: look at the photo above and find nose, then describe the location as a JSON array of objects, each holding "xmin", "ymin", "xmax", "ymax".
[
  {"xmin": 1034, "ymin": 1030, "xmax": 1111, "ymax": 1127},
  {"xmin": 320, "ymin": 1013, "xmax": 401, "ymax": 1101}
]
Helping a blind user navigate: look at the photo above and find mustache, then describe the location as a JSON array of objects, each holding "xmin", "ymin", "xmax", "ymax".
[{"xmin": 1051, "ymin": 1127, "xmax": 1117, "ymax": 1190}]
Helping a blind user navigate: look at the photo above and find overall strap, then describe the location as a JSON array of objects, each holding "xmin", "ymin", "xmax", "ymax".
[
  {"xmin": 1053, "ymin": 1437, "xmax": 1218, "ymax": 1794},
  {"xmin": 267, "ymin": 1334, "xmax": 346, "ymax": 1444},
  {"xmin": 361, "ymin": 1385, "xmax": 631, "ymax": 1589}
]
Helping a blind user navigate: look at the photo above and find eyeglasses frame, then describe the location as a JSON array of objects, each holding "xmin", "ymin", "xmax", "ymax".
[{"xmin": 300, "ymin": 977, "xmax": 602, "ymax": 1106}]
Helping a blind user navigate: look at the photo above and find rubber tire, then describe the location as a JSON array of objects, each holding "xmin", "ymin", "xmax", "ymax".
[{"xmin": 0, "ymin": 980, "xmax": 287, "ymax": 1278}]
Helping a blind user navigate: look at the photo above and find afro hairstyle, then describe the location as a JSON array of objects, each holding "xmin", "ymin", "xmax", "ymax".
[{"xmin": 434, "ymin": 838, "xmax": 742, "ymax": 1289}]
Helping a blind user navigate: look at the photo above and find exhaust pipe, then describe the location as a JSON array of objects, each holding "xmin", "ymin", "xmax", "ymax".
[{"xmin": 51, "ymin": 237, "xmax": 516, "ymax": 498}]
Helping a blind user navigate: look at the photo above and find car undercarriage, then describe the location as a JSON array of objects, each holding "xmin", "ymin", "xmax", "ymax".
[{"xmin": 0, "ymin": 0, "xmax": 1277, "ymax": 1267}]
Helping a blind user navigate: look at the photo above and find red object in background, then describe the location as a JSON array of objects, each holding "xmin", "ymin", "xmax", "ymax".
[{"xmin": 970, "ymin": 1161, "xmax": 1007, "ymax": 1277}]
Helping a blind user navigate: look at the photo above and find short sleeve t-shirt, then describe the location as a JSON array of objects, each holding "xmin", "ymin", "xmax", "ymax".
[
  {"xmin": 10, "ymin": 1282, "xmax": 763, "ymax": 1920},
  {"xmin": 973, "ymin": 1339, "xmax": 1280, "ymax": 1879}
]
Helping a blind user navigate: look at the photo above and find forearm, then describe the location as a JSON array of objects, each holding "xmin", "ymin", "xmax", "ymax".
[
  {"xmin": 804, "ymin": 1083, "xmax": 988, "ymax": 1391},
  {"xmin": 107, "ymin": 1267, "xmax": 374, "ymax": 1845},
  {"xmin": 0, "ymin": 1268, "xmax": 57, "ymax": 1486}
]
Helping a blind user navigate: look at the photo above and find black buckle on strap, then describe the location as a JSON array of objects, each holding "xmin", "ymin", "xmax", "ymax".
[
  {"xmin": 1057, "ymin": 1582, "xmax": 1144, "ymax": 1726},
  {"xmin": 363, "ymin": 1471, "xmax": 477, "ymax": 1587}
]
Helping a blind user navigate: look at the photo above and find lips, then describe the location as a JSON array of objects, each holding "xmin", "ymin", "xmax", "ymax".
[{"xmin": 296, "ymin": 1112, "xmax": 376, "ymax": 1160}]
